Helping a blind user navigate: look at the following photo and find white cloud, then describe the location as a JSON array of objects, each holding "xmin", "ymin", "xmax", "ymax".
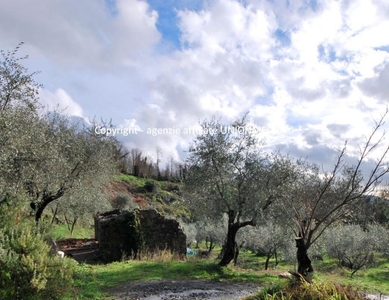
[
  {"xmin": 0, "ymin": 0, "xmax": 160, "ymax": 68},
  {"xmin": 1, "ymin": 0, "xmax": 389, "ymax": 169},
  {"xmin": 39, "ymin": 88, "xmax": 84, "ymax": 118}
]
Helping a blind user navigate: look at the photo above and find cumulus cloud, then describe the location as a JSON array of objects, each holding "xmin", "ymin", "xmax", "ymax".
[
  {"xmin": 358, "ymin": 62, "xmax": 389, "ymax": 101},
  {"xmin": 0, "ymin": 0, "xmax": 160, "ymax": 68},
  {"xmin": 1, "ymin": 0, "xmax": 389, "ymax": 168},
  {"xmin": 120, "ymin": 0, "xmax": 389, "ymax": 166},
  {"xmin": 39, "ymin": 88, "xmax": 84, "ymax": 118}
]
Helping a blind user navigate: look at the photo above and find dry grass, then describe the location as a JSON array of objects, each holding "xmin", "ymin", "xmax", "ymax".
[{"xmin": 243, "ymin": 278, "xmax": 369, "ymax": 300}]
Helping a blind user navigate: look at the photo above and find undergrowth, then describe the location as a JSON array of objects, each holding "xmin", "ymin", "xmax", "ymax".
[{"xmin": 243, "ymin": 279, "xmax": 368, "ymax": 300}]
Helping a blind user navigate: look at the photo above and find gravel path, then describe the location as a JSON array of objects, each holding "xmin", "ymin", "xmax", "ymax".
[{"xmin": 105, "ymin": 279, "xmax": 260, "ymax": 300}]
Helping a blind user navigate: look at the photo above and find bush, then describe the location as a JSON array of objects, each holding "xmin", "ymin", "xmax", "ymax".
[
  {"xmin": 144, "ymin": 180, "xmax": 160, "ymax": 193},
  {"xmin": 0, "ymin": 221, "xmax": 77, "ymax": 299},
  {"xmin": 112, "ymin": 194, "xmax": 138, "ymax": 210}
]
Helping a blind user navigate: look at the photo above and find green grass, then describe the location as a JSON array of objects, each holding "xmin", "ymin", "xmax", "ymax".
[
  {"xmin": 69, "ymin": 246, "xmax": 389, "ymax": 299},
  {"xmin": 315, "ymin": 259, "xmax": 389, "ymax": 295},
  {"xmin": 51, "ymin": 224, "xmax": 95, "ymax": 240},
  {"xmin": 237, "ymin": 251, "xmax": 389, "ymax": 295},
  {"xmin": 73, "ymin": 258, "xmax": 282, "ymax": 299},
  {"xmin": 115, "ymin": 174, "xmax": 148, "ymax": 187}
]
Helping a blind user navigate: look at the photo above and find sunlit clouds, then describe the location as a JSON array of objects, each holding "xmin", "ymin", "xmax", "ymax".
[{"xmin": 1, "ymin": 0, "xmax": 388, "ymax": 167}]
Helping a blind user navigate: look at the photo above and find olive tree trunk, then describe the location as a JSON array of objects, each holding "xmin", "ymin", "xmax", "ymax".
[
  {"xmin": 219, "ymin": 212, "xmax": 254, "ymax": 267},
  {"xmin": 295, "ymin": 237, "xmax": 313, "ymax": 277}
]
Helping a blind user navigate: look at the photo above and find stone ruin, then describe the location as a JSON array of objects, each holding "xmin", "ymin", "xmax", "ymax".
[{"xmin": 94, "ymin": 209, "xmax": 186, "ymax": 262}]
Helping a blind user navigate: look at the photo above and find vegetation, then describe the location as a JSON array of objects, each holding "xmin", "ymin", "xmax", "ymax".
[
  {"xmin": 270, "ymin": 116, "xmax": 389, "ymax": 277},
  {"xmin": 1, "ymin": 44, "xmax": 389, "ymax": 299},
  {"xmin": 74, "ymin": 259, "xmax": 277, "ymax": 298},
  {"xmin": 0, "ymin": 206, "xmax": 77, "ymax": 299},
  {"xmin": 0, "ymin": 45, "xmax": 118, "ymax": 299},
  {"xmin": 66, "ymin": 247, "xmax": 389, "ymax": 299},
  {"xmin": 184, "ymin": 116, "xmax": 294, "ymax": 266},
  {"xmin": 243, "ymin": 280, "xmax": 368, "ymax": 300}
]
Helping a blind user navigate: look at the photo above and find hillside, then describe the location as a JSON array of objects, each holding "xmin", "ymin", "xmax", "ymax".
[{"xmin": 104, "ymin": 174, "xmax": 190, "ymax": 220}]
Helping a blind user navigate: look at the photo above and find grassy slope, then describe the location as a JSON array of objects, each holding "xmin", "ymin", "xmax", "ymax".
[{"xmin": 114, "ymin": 174, "xmax": 190, "ymax": 219}]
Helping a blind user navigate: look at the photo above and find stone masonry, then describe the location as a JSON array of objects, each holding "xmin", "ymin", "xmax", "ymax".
[{"xmin": 95, "ymin": 209, "xmax": 186, "ymax": 262}]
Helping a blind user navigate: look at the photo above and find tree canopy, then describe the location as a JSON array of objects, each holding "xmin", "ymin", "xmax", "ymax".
[{"xmin": 184, "ymin": 115, "xmax": 294, "ymax": 265}]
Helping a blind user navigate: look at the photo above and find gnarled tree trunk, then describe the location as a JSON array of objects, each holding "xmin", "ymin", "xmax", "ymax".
[
  {"xmin": 219, "ymin": 211, "xmax": 254, "ymax": 267},
  {"xmin": 295, "ymin": 237, "xmax": 313, "ymax": 277},
  {"xmin": 219, "ymin": 223, "xmax": 239, "ymax": 266}
]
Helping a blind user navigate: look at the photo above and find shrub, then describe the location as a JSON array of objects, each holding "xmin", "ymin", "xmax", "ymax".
[
  {"xmin": 0, "ymin": 221, "xmax": 77, "ymax": 299},
  {"xmin": 112, "ymin": 194, "xmax": 138, "ymax": 210},
  {"xmin": 144, "ymin": 180, "xmax": 160, "ymax": 193}
]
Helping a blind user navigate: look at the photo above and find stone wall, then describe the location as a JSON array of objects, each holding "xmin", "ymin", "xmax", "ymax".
[{"xmin": 95, "ymin": 209, "xmax": 186, "ymax": 262}]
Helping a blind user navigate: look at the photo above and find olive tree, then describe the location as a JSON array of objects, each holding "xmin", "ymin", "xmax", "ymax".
[
  {"xmin": 0, "ymin": 45, "xmax": 119, "ymax": 221},
  {"xmin": 195, "ymin": 218, "xmax": 227, "ymax": 251},
  {"xmin": 0, "ymin": 42, "xmax": 40, "ymax": 112},
  {"xmin": 239, "ymin": 221, "xmax": 292, "ymax": 269},
  {"xmin": 323, "ymin": 224, "xmax": 385, "ymax": 276},
  {"xmin": 184, "ymin": 116, "xmax": 294, "ymax": 266},
  {"xmin": 273, "ymin": 112, "xmax": 389, "ymax": 277},
  {"xmin": 0, "ymin": 44, "xmax": 41, "ymax": 205},
  {"xmin": 48, "ymin": 185, "xmax": 112, "ymax": 235},
  {"xmin": 26, "ymin": 114, "xmax": 118, "ymax": 221}
]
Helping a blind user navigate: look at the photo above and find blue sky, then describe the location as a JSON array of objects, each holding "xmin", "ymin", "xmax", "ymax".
[{"xmin": 1, "ymin": 0, "xmax": 389, "ymax": 169}]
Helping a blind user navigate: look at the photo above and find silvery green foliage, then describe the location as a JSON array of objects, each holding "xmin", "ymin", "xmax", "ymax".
[
  {"xmin": 181, "ymin": 222, "xmax": 197, "ymax": 245},
  {"xmin": 195, "ymin": 217, "xmax": 227, "ymax": 246},
  {"xmin": 367, "ymin": 224, "xmax": 389, "ymax": 255},
  {"xmin": 323, "ymin": 224, "xmax": 385, "ymax": 275},
  {"xmin": 184, "ymin": 116, "xmax": 297, "ymax": 265},
  {"xmin": 0, "ymin": 44, "xmax": 42, "ymax": 204},
  {"xmin": 0, "ymin": 43, "xmax": 41, "ymax": 112},
  {"xmin": 48, "ymin": 185, "xmax": 113, "ymax": 234},
  {"xmin": 111, "ymin": 194, "xmax": 138, "ymax": 211},
  {"xmin": 272, "ymin": 130, "xmax": 389, "ymax": 253},
  {"xmin": 238, "ymin": 222, "xmax": 295, "ymax": 263},
  {"xmin": 27, "ymin": 112, "xmax": 118, "ymax": 220},
  {"xmin": 0, "ymin": 45, "xmax": 118, "ymax": 220},
  {"xmin": 181, "ymin": 217, "xmax": 227, "ymax": 247},
  {"xmin": 184, "ymin": 115, "xmax": 293, "ymax": 227},
  {"xmin": 0, "ymin": 108, "xmax": 41, "ymax": 202}
]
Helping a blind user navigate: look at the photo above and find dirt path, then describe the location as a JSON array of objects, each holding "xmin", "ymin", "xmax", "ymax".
[
  {"xmin": 104, "ymin": 279, "xmax": 389, "ymax": 300},
  {"xmin": 105, "ymin": 279, "xmax": 260, "ymax": 300}
]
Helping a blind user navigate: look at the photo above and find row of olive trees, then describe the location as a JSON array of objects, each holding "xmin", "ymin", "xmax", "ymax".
[
  {"xmin": 237, "ymin": 221, "xmax": 389, "ymax": 274},
  {"xmin": 0, "ymin": 44, "xmax": 119, "ymax": 223},
  {"xmin": 183, "ymin": 113, "xmax": 389, "ymax": 276}
]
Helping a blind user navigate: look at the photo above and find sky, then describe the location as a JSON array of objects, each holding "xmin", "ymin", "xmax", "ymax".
[{"xmin": 1, "ymin": 0, "xmax": 389, "ymax": 171}]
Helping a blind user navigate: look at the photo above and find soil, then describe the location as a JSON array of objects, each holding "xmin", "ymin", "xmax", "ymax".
[
  {"xmin": 104, "ymin": 181, "xmax": 150, "ymax": 207},
  {"xmin": 104, "ymin": 279, "xmax": 260, "ymax": 300}
]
